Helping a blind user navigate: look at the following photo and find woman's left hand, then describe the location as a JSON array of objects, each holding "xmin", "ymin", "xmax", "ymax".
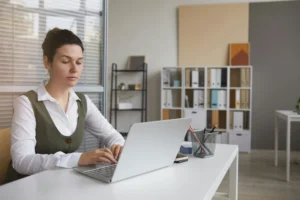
[{"xmin": 111, "ymin": 144, "xmax": 123, "ymax": 160}]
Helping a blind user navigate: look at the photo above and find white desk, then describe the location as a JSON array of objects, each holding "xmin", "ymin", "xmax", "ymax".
[
  {"xmin": 275, "ymin": 110, "xmax": 300, "ymax": 182},
  {"xmin": 0, "ymin": 144, "xmax": 238, "ymax": 200}
]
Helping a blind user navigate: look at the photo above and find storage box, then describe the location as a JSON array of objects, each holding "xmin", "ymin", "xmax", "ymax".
[
  {"xmin": 180, "ymin": 141, "xmax": 192, "ymax": 154},
  {"xmin": 118, "ymin": 103, "xmax": 132, "ymax": 109}
]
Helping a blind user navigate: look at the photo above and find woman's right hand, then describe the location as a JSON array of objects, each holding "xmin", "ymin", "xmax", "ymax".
[{"xmin": 78, "ymin": 148, "xmax": 117, "ymax": 166}]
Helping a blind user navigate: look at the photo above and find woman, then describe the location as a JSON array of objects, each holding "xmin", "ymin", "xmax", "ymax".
[{"xmin": 5, "ymin": 28, "xmax": 124, "ymax": 183}]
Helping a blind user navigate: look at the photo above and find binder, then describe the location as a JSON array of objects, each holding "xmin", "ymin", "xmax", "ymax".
[
  {"xmin": 162, "ymin": 90, "xmax": 168, "ymax": 107},
  {"xmin": 207, "ymin": 68, "xmax": 211, "ymax": 87},
  {"xmin": 218, "ymin": 90, "xmax": 227, "ymax": 109},
  {"xmin": 207, "ymin": 89, "xmax": 211, "ymax": 108},
  {"xmin": 191, "ymin": 70, "xmax": 199, "ymax": 88},
  {"xmin": 230, "ymin": 111, "xmax": 234, "ymax": 129},
  {"xmin": 211, "ymin": 89, "xmax": 218, "ymax": 108},
  {"xmin": 240, "ymin": 90, "xmax": 245, "ymax": 109},
  {"xmin": 235, "ymin": 89, "xmax": 240, "ymax": 109},
  {"xmin": 233, "ymin": 111, "xmax": 243, "ymax": 130},
  {"xmin": 221, "ymin": 68, "xmax": 227, "ymax": 87},
  {"xmin": 193, "ymin": 90, "xmax": 198, "ymax": 108},
  {"xmin": 230, "ymin": 90, "xmax": 236, "ymax": 108},
  {"xmin": 185, "ymin": 69, "xmax": 191, "ymax": 87},
  {"xmin": 163, "ymin": 69, "xmax": 171, "ymax": 87},
  {"xmin": 230, "ymin": 68, "xmax": 241, "ymax": 87},
  {"xmin": 184, "ymin": 109, "xmax": 206, "ymax": 130},
  {"xmin": 218, "ymin": 111, "xmax": 227, "ymax": 129},
  {"xmin": 243, "ymin": 111, "xmax": 250, "ymax": 130},
  {"xmin": 198, "ymin": 90, "xmax": 204, "ymax": 108},
  {"xmin": 207, "ymin": 110, "xmax": 212, "ymax": 129},
  {"xmin": 212, "ymin": 110, "xmax": 219, "ymax": 128},
  {"xmin": 216, "ymin": 69, "xmax": 221, "ymax": 88},
  {"xmin": 162, "ymin": 109, "xmax": 169, "ymax": 120},
  {"xmin": 245, "ymin": 68, "xmax": 250, "ymax": 87},
  {"xmin": 185, "ymin": 90, "xmax": 193, "ymax": 108},
  {"xmin": 198, "ymin": 68, "xmax": 205, "ymax": 87},
  {"xmin": 240, "ymin": 68, "xmax": 246, "ymax": 87},
  {"xmin": 166, "ymin": 90, "xmax": 173, "ymax": 107},
  {"xmin": 210, "ymin": 69, "xmax": 217, "ymax": 88},
  {"xmin": 245, "ymin": 90, "xmax": 249, "ymax": 108},
  {"xmin": 185, "ymin": 95, "xmax": 190, "ymax": 108}
]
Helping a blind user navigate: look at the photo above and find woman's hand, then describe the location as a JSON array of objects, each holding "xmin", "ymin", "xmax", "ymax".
[
  {"xmin": 111, "ymin": 144, "xmax": 123, "ymax": 160},
  {"xmin": 78, "ymin": 148, "xmax": 117, "ymax": 166}
]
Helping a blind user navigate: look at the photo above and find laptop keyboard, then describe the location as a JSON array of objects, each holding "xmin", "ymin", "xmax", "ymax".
[{"xmin": 84, "ymin": 164, "xmax": 116, "ymax": 178}]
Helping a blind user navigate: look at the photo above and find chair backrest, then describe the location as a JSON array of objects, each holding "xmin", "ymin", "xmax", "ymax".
[{"xmin": 0, "ymin": 128, "xmax": 11, "ymax": 185}]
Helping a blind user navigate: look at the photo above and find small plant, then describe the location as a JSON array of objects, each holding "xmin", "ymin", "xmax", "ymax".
[
  {"xmin": 296, "ymin": 97, "xmax": 300, "ymax": 114},
  {"xmin": 118, "ymin": 83, "xmax": 125, "ymax": 90}
]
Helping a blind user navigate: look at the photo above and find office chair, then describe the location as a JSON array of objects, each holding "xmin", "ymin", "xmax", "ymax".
[{"xmin": 0, "ymin": 128, "xmax": 11, "ymax": 185}]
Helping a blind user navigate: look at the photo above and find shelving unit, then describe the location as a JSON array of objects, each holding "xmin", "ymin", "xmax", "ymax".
[
  {"xmin": 110, "ymin": 63, "xmax": 148, "ymax": 136},
  {"xmin": 161, "ymin": 66, "xmax": 253, "ymax": 152}
]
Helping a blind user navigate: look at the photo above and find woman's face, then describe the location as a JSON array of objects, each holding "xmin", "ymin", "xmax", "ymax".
[{"xmin": 45, "ymin": 44, "xmax": 83, "ymax": 88}]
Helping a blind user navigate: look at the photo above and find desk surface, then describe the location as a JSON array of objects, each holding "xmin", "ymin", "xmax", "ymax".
[
  {"xmin": 0, "ymin": 144, "xmax": 238, "ymax": 200},
  {"xmin": 276, "ymin": 110, "xmax": 300, "ymax": 118}
]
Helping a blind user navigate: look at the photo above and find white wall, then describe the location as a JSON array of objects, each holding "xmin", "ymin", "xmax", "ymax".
[{"xmin": 107, "ymin": 0, "xmax": 291, "ymax": 131}]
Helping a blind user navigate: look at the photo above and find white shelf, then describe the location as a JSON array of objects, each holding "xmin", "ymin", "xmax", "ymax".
[
  {"xmin": 207, "ymin": 108, "xmax": 227, "ymax": 111},
  {"xmin": 185, "ymin": 87, "xmax": 205, "ymax": 89},
  {"xmin": 184, "ymin": 107, "xmax": 205, "ymax": 110},
  {"xmin": 161, "ymin": 66, "xmax": 253, "ymax": 153},
  {"xmin": 162, "ymin": 87, "xmax": 182, "ymax": 89},
  {"xmin": 228, "ymin": 129, "xmax": 251, "ymax": 134},
  {"xmin": 229, "ymin": 108, "xmax": 251, "ymax": 111},
  {"xmin": 228, "ymin": 66, "xmax": 251, "ymax": 69},
  {"xmin": 207, "ymin": 87, "xmax": 227, "ymax": 89},
  {"xmin": 162, "ymin": 107, "xmax": 182, "ymax": 110},
  {"xmin": 230, "ymin": 87, "xmax": 251, "ymax": 90}
]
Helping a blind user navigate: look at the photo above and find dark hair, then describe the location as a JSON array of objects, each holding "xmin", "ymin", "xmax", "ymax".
[{"xmin": 42, "ymin": 28, "xmax": 84, "ymax": 63}]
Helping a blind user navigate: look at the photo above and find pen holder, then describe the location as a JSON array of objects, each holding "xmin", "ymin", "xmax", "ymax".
[{"xmin": 191, "ymin": 130, "xmax": 217, "ymax": 158}]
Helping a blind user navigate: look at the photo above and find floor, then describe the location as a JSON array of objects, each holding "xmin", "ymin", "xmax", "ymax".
[{"xmin": 216, "ymin": 150, "xmax": 300, "ymax": 200}]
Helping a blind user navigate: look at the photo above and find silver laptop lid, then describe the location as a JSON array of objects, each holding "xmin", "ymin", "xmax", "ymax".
[{"xmin": 111, "ymin": 118, "xmax": 191, "ymax": 183}]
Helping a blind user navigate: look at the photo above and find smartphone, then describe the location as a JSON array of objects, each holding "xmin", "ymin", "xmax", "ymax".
[{"xmin": 174, "ymin": 153, "xmax": 189, "ymax": 163}]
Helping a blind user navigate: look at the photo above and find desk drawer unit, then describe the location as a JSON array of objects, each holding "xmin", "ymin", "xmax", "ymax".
[{"xmin": 228, "ymin": 130, "xmax": 251, "ymax": 153}]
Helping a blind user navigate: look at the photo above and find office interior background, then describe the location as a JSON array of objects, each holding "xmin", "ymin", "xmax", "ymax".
[{"xmin": 1, "ymin": 0, "xmax": 300, "ymax": 199}]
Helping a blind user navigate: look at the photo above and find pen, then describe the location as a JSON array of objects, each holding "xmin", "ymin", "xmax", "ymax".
[
  {"xmin": 189, "ymin": 125, "xmax": 209, "ymax": 154},
  {"xmin": 210, "ymin": 125, "xmax": 217, "ymax": 133}
]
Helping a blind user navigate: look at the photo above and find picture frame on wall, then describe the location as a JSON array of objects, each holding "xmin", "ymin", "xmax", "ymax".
[
  {"xmin": 127, "ymin": 55, "xmax": 145, "ymax": 70},
  {"xmin": 229, "ymin": 43, "xmax": 250, "ymax": 66}
]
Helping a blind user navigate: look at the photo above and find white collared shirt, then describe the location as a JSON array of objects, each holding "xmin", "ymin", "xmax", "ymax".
[{"xmin": 11, "ymin": 81, "xmax": 125, "ymax": 175}]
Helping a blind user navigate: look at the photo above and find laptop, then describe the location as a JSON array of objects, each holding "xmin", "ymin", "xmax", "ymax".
[{"xmin": 73, "ymin": 118, "xmax": 191, "ymax": 183}]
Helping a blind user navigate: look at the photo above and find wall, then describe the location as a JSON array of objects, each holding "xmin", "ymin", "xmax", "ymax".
[
  {"xmin": 107, "ymin": 0, "xmax": 293, "ymax": 140},
  {"xmin": 249, "ymin": 0, "xmax": 300, "ymax": 150},
  {"xmin": 178, "ymin": 3, "xmax": 249, "ymax": 66}
]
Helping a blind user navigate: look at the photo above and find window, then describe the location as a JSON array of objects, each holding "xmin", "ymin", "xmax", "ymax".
[{"xmin": 0, "ymin": 0, "xmax": 107, "ymax": 152}]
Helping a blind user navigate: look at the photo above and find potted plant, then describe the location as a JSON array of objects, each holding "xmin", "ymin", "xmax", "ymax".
[{"xmin": 296, "ymin": 97, "xmax": 300, "ymax": 114}]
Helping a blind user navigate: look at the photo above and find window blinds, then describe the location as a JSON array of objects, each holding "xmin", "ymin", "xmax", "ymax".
[{"xmin": 0, "ymin": 0, "xmax": 105, "ymax": 152}]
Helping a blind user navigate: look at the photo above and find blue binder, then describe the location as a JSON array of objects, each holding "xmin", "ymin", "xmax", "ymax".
[{"xmin": 211, "ymin": 90, "xmax": 218, "ymax": 108}]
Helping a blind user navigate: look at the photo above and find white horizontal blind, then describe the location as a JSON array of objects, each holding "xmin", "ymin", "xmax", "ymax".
[
  {"xmin": 77, "ymin": 92, "xmax": 103, "ymax": 152},
  {"xmin": 0, "ymin": 0, "xmax": 105, "ymax": 152}
]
